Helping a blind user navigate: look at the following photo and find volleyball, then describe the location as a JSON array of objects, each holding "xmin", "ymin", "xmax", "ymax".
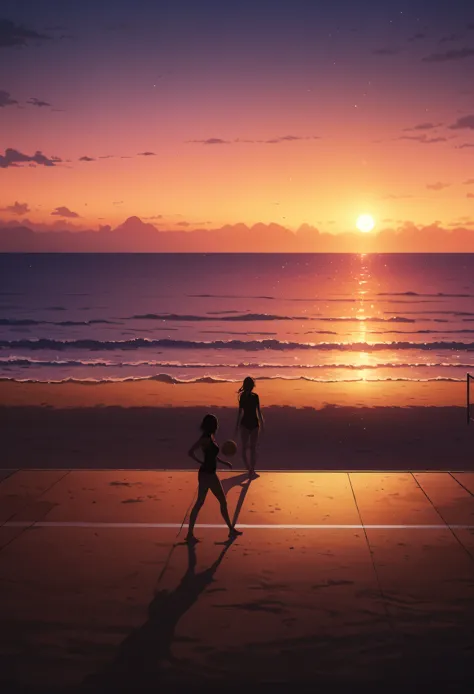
[{"xmin": 221, "ymin": 440, "xmax": 237, "ymax": 456}]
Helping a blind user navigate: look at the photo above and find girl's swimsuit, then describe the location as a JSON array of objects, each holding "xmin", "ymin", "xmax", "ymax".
[
  {"xmin": 239, "ymin": 392, "xmax": 260, "ymax": 431},
  {"xmin": 199, "ymin": 434, "xmax": 219, "ymax": 474}
]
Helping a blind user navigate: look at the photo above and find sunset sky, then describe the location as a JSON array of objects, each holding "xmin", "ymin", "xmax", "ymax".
[{"xmin": 1, "ymin": 0, "xmax": 474, "ymax": 245}]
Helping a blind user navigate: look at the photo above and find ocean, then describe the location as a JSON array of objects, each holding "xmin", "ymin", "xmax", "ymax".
[{"xmin": 1, "ymin": 253, "xmax": 474, "ymax": 385}]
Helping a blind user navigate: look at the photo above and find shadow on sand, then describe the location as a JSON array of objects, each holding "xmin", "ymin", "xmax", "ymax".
[{"xmin": 80, "ymin": 474, "xmax": 253, "ymax": 693}]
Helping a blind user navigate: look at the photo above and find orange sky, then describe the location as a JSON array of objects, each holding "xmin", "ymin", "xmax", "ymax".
[{"xmin": 1, "ymin": 2, "xmax": 474, "ymax": 246}]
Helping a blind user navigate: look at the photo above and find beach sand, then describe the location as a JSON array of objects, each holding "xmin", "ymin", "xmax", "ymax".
[
  {"xmin": 0, "ymin": 469, "xmax": 473, "ymax": 693},
  {"xmin": 1, "ymin": 379, "xmax": 472, "ymax": 471}
]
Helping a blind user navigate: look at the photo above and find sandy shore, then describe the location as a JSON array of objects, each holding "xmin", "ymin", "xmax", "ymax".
[
  {"xmin": 1, "ymin": 380, "xmax": 472, "ymax": 471},
  {"xmin": 1, "ymin": 470, "xmax": 474, "ymax": 693}
]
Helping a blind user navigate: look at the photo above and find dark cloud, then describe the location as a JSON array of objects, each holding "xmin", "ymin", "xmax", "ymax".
[
  {"xmin": 0, "ymin": 148, "xmax": 60, "ymax": 168},
  {"xmin": 408, "ymin": 33, "xmax": 425, "ymax": 42},
  {"xmin": 464, "ymin": 179, "xmax": 474, "ymax": 185},
  {"xmin": 51, "ymin": 206, "xmax": 80, "ymax": 218},
  {"xmin": 398, "ymin": 135, "xmax": 447, "ymax": 144},
  {"xmin": 79, "ymin": 156, "xmax": 95, "ymax": 162},
  {"xmin": 98, "ymin": 155, "xmax": 115, "ymax": 159},
  {"xmin": 112, "ymin": 201, "xmax": 124, "ymax": 206},
  {"xmin": 190, "ymin": 135, "xmax": 320, "ymax": 145},
  {"xmin": 404, "ymin": 122, "xmax": 441, "ymax": 131},
  {"xmin": 177, "ymin": 221, "xmax": 190, "ymax": 227},
  {"xmin": 259, "ymin": 135, "xmax": 320, "ymax": 144},
  {"xmin": 0, "ymin": 19, "xmax": 51, "ymax": 48},
  {"xmin": 439, "ymin": 34, "xmax": 462, "ymax": 43},
  {"xmin": 423, "ymin": 47, "xmax": 474, "ymax": 62},
  {"xmin": 456, "ymin": 143, "xmax": 474, "ymax": 149},
  {"xmin": 189, "ymin": 138, "xmax": 231, "ymax": 145},
  {"xmin": 137, "ymin": 151, "xmax": 156, "ymax": 156},
  {"xmin": 449, "ymin": 114, "xmax": 474, "ymax": 130},
  {"xmin": 27, "ymin": 97, "xmax": 51, "ymax": 108},
  {"xmin": 426, "ymin": 182, "xmax": 450, "ymax": 191},
  {"xmin": 0, "ymin": 201, "xmax": 30, "ymax": 215},
  {"xmin": 467, "ymin": 193, "xmax": 474, "ymax": 199},
  {"xmin": 0, "ymin": 90, "xmax": 17, "ymax": 107},
  {"xmin": 372, "ymin": 47, "xmax": 400, "ymax": 55}
]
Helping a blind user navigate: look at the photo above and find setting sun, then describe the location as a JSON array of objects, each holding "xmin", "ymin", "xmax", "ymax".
[{"xmin": 356, "ymin": 214, "xmax": 375, "ymax": 233}]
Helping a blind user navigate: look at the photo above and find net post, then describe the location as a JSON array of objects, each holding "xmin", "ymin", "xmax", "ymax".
[{"xmin": 468, "ymin": 373, "xmax": 471, "ymax": 426}]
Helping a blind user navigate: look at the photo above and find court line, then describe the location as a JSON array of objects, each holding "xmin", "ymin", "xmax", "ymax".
[
  {"xmin": 3, "ymin": 521, "xmax": 474, "ymax": 530},
  {"xmin": 1, "ymin": 469, "xmax": 473, "ymax": 473}
]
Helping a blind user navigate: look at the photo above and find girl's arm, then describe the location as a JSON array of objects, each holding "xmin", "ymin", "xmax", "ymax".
[
  {"xmin": 188, "ymin": 437, "xmax": 205, "ymax": 465},
  {"xmin": 235, "ymin": 404, "xmax": 242, "ymax": 433},
  {"xmin": 217, "ymin": 456, "xmax": 232, "ymax": 469},
  {"xmin": 256, "ymin": 394, "xmax": 264, "ymax": 429}
]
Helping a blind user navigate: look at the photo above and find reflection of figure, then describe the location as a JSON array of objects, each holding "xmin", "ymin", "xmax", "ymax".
[
  {"xmin": 235, "ymin": 376, "xmax": 264, "ymax": 476},
  {"xmin": 187, "ymin": 413, "xmax": 243, "ymax": 543},
  {"xmin": 82, "ymin": 540, "xmax": 235, "ymax": 692}
]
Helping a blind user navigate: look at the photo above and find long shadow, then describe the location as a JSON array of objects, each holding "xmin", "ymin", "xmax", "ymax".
[
  {"xmin": 221, "ymin": 471, "xmax": 253, "ymax": 526},
  {"xmin": 81, "ymin": 538, "xmax": 237, "ymax": 693},
  {"xmin": 80, "ymin": 477, "xmax": 253, "ymax": 693}
]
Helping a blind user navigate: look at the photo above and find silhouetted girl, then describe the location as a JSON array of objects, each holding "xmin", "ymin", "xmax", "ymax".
[
  {"xmin": 235, "ymin": 376, "xmax": 264, "ymax": 476},
  {"xmin": 187, "ymin": 414, "xmax": 242, "ymax": 543}
]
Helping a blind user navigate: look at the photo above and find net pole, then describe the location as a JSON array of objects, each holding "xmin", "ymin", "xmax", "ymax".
[{"xmin": 468, "ymin": 374, "xmax": 471, "ymax": 426}]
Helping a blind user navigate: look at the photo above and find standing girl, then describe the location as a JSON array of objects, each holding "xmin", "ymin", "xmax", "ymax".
[{"xmin": 235, "ymin": 376, "xmax": 264, "ymax": 476}]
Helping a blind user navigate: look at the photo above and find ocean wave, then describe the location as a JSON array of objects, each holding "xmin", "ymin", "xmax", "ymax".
[
  {"xmin": 0, "ymin": 373, "xmax": 465, "ymax": 385},
  {"xmin": 377, "ymin": 292, "xmax": 474, "ymax": 298},
  {"xmin": 2, "ymin": 338, "xmax": 474, "ymax": 352},
  {"xmin": 0, "ymin": 318, "xmax": 120, "ymax": 327},
  {"xmin": 1, "ymin": 357, "xmax": 473, "ymax": 369},
  {"xmin": 129, "ymin": 313, "xmax": 418, "ymax": 323}
]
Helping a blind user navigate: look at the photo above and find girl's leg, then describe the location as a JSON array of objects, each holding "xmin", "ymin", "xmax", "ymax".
[
  {"xmin": 249, "ymin": 427, "xmax": 259, "ymax": 473},
  {"xmin": 208, "ymin": 474, "xmax": 242, "ymax": 535},
  {"xmin": 240, "ymin": 426, "xmax": 251, "ymax": 472},
  {"xmin": 187, "ymin": 476, "xmax": 209, "ymax": 540}
]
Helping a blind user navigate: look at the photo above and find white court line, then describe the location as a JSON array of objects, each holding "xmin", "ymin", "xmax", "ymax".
[{"xmin": 3, "ymin": 521, "xmax": 474, "ymax": 530}]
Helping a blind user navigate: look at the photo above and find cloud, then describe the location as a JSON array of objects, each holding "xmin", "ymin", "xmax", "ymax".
[
  {"xmin": 423, "ymin": 47, "xmax": 474, "ymax": 62},
  {"xmin": 137, "ymin": 151, "xmax": 156, "ymax": 156},
  {"xmin": 257, "ymin": 135, "xmax": 320, "ymax": 144},
  {"xmin": 467, "ymin": 193, "xmax": 474, "ymax": 199},
  {"xmin": 27, "ymin": 97, "xmax": 51, "ymax": 108},
  {"xmin": 403, "ymin": 122, "xmax": 441, "ymax": 131},
  {"xmin": 79, "ymin": 155, "xmax": 95, "ymax": 162},
  {"xmin": 0, "ymin": 148, "xmax": 60, "ymax": 168},
  {"xmin": 456, "ymin": 143, "xmax": 474, "ymax": 149},
  {"xmin": 51, "ymin": 206, "xmax": 80, "ymax": 218},
  {"xmin": 189, "ymin": 135, "xmax": 320, "ymax": 145},
  {"xmin": 0, "ymin": 90, "xmax": 18, "ymax": 107},
  {"xmin": 439, "ymin": 34, "xmax": 462, "ymax": 43},
  {"xmin": 426, "ymin": 182, "xmax": 450, "ymax": 191},
  {"xmin": 464, "ymin": 179, "xmax": 474, "ymax": 185},
  {"xmin": 372, "ymin": 47, "xmax": 400, "ymax": 55},
  {"xmin": 0, "ymin": 19, "xmax": 51, "ymax": 48},
  {"xmin": 398, "ymin": 135, "xmax": 447, "ymax": 144},
  {"xmin": 408, "ymin": 33, "xmax": 426, "ymax": 42},
  {"xmin": 189, "ymin": 138, "xmax": 231, "ymax": 145},
  {"xmin": 449, "ymin": 114, "xmax": 474, "ymax": 130},
  {"xmin": 177, "ymin": 221, "xmax": 190, "ymax": 227},
  {"xmin": 0, "ymin": 201, "xmax": 30, "ymax": 215}
]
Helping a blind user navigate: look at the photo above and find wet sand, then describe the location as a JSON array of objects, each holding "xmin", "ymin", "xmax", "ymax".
[{"xmin": 1, "ymin": 380, "xmax": 472, "ymax": 471}]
